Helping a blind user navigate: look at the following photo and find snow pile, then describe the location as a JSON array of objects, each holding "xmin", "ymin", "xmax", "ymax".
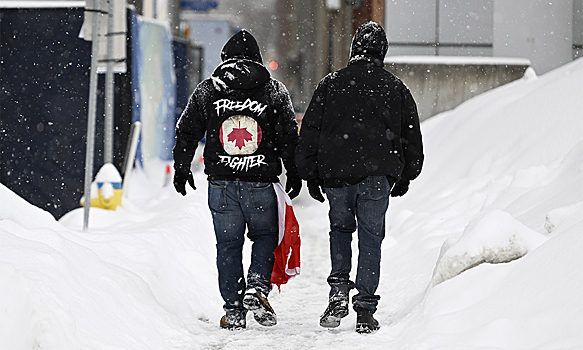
[
  {"xmin": 94, "ymin": 163, "xmax": 122, "ymax": 200},
  {"xmin": 380, "ymin": 57, "xmax": 583, "ymax": 349},
  {"xmin": 431, "ymin": 209, "xmax": 548, "ymax": 286},
  {"xmin": 0, "ymin": 183, "xmax": 61, "ymax": 231},
  {"xmin": 544, "ymin": 201, "xmax": 583, "ymax": 234},
  {"xmin": 0, "ymin": 57, "xmax": 581, "ymax": 349},
  {"xmin": 0, "ymin": 170, "xmax": 216, "ymax": 349}
]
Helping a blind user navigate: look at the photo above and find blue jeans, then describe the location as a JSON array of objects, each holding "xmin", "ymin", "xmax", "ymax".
[
  {"xmin": 208, "ymin": 180, "xmax": 279, "ymax": 312},
  {"xmin": 324, "ymin": 176, "xmax": 391, "ymax": 312}
]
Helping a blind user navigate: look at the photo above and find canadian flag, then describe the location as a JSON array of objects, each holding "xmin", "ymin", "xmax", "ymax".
[{"xmin": 271, "ymin": 183, "xmax": 301, "ymax": 291}]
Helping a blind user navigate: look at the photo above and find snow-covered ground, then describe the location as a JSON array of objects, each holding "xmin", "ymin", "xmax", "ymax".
[{"xmin": 1, "ymin": 57, "xmax": 582, "ymax": 349}]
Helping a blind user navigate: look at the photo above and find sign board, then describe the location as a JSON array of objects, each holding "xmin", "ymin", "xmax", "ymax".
[
  {"xmin": 181, "ymin": 0, "xmax": 218, "ymax": 12},
  {"xmin": 79, "ymin": 0, "xmax": 127, "ymax": 73}
]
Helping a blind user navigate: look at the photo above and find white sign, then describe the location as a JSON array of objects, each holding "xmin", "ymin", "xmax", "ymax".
[{"xmin": 79, "ymin": 0, "xmax": 127, "ymax": 73}]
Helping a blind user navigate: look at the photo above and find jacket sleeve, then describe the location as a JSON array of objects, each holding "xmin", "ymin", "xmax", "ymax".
[
  {"xmin": 399, "ymin": 86, "xmax": 424, "ymax": 181},
  {"xmin": 173, "ymin": 88, "xmax": 207, "ymax": 174},
  {"xmin": 272, "ymin": 80, "xmax": 300, "ymax": 178},
  {"xmin": 295, "ymin": 77, "xmax": 327, "ymax": 181}
]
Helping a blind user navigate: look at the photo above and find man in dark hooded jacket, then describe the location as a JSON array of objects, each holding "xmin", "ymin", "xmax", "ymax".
[
  {"xmin": 296, "ymin": 22, "xmax": 424, "ymax": 333},
  {"xmin": 173, "ymin": 29, "xmax": 301, "ymax": 330}
]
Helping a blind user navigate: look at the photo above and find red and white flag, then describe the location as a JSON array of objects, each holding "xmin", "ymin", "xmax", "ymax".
[{"xmin": 271, "ymin": 183, "xmax": 301, "ymax": 290}]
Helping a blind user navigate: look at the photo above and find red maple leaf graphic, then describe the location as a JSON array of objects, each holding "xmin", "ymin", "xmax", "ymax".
[{"xmin": 227, "ymin": 122, "xmax": 253, "ymax": 150}]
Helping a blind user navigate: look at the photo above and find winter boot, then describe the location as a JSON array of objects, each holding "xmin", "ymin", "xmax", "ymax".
[
  {"xmin": 219, "ymin": 309, "xmax": 247, "ymax": 330},
  {"xmin": 355, "ymin": 307, "xmax": 380, "ymax": 334},
  {"xmin": 243, "ymin": 290, "xmax": 277, "ymax": 326},
  {"xmin": 319, "ymin": 290, "xmax": 350, "ymax": 328}
]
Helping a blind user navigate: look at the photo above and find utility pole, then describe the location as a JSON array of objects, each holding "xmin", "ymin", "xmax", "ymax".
[
  {"xmin": 83, "ymin": 0, "xmax": 103, "ymax": 230},
  {"xmin": 104, "ymin": 0, "xmax": 115, "ymax": 164}
]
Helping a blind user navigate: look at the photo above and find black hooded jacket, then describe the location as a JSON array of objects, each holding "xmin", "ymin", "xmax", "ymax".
[
  {"xmin": 173, "ymin": 30, "xmax": 299, "ymax": 183},
  {"xmin": 296, "ymin": 22, "xmax": 424, "ymax": 188}
]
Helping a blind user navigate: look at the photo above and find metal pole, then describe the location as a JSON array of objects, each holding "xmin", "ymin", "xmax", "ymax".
[
  {"xmin": 435, "ymin": 0, "xmax": 440, "ymax": 56},
  {"xmin": 328, "ymin": 17, "xmax": 334, "ymax": 74},
  {"xmin": 83, "ymin": 0, "xmax": 103, "ymax": 231},
  {"xmin": 122, "ymin": 121, "xmax": 142, "ymax": 198},
  {"xmin": 104, "ymin": 0, "xmax": 115, "ymax": 164}
]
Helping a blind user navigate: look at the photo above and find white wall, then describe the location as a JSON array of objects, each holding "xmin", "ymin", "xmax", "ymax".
[
  {"xmin": 385, "ymin": 0, "xmax": 493, "ymax": 56},
  {"xmin": 386, "ymin": 0, "xmax": 436, "ymax": 45},
  {"xmin": 385, "ymin": 0, "xmax": 575, "ymax": 74},
  {"xmin": 438, "ymin": 0, "xmax": 493, "ymax": 45},
  {"xmin": 493, "ymin": 0, "xmax": 573, "ymax": 74}
]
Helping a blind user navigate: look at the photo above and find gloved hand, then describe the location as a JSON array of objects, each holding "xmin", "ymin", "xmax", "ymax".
[
  {"xmin": 285, "ymin": 174, "xmax": 302, "ymax": 200},
  {"xmin": 390, "ymin": 179, "xmax": 410, "ymax": 197},
  {"xmin": 307, "ymin": 179, "xmax": 325, "ymax": 203},
  {"xmin": 173, "ymin": 169, "xmax": 196, "ymax": 196}
]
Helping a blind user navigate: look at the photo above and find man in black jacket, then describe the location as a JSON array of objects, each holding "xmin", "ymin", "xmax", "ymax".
[
  {"xmin": 296, "ymin": 22, "xmax": 423, "ymax": 333},
  {"xmin": 173, "ymin": 29, "xmax": 301, "ymax": 330}
]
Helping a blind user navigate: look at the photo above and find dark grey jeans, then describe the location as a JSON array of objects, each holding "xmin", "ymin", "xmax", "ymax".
[{"xmin": 324, "ymin": 176, "xmax": 391, "ymax": 312}]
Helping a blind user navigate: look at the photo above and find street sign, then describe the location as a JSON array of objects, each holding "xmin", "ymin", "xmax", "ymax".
[{"xmin": 181, "ymin": 0, "xmax": 218, "ymax": 12}]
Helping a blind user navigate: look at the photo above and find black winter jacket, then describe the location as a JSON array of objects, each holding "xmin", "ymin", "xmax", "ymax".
[
  {"xmin": 174, "ymin": 30, "xmax": 299, "ymax": 183},
  {"xmin": 296, "ymin": 22, "xmax": 424, "ymax": 188}
]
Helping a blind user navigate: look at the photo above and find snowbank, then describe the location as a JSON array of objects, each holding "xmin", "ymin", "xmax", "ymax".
[
  {"xmin": 431, "ymin": 209, "xmax": 548, "ymax": 286},
  {"xmin": 381, "ymin": 57, "xmax": 583, "ymax": 348},
  {"xmin": 0, "ymin": 170, "xmax": 217, "ymax": 349}
]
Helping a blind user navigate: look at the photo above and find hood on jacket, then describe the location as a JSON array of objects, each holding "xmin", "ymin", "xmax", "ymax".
[
  {"xmin": 212, "ymin": 59, "xmax": 270, "ymax": 91},
  {"xmin": 211, "ymin": 29, "xmax": 270, "ymax": 91},
  {"xmin": 213, "ymin": 30, "xmax": 270, "ymax": 91},
  {"xmin": 220, "ymin": 29, "xmax": 263, "ymax": 63},
  {"xmin": 349, "ymin": 21, "xmax": 388, "ymax": 64}
]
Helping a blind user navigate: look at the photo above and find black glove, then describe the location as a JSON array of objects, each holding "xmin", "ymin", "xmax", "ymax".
[
  {"xmin": 307, "ymin": 179, "xmax": 325, "ymax": 203},
  {"xmin": 391, "ymin": 179, "xmax": 410, "ymax": 197},
  {"xmin": 173, "ymin": 169, "xmax": 196, "ymax": 196},
  {"xmin": 285, "ymin": 174, "xmax": 302, "ymax": 200}
]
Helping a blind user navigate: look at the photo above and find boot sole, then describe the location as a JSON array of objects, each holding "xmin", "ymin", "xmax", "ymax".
[
  {"xmin": 320, "ymin": 315, "xmax": 341, "ymax": 328},
  {"xmin": 355, "ymin": 323, "xmax": 380, "ymax": 334},
  {"xmin": 320, "ymin": 307, "xmax": 348, "ymax": 328},
  {"xmin": 243, "ymin": 295, "xmax": 277, "ymax": 326},
  {"xmin": 220, "ymin": 324, "xmax": 246, "ymax": 331},
  {"xmin": 220, "ymin": 316, "xmax": 246, "ymax": 330}
]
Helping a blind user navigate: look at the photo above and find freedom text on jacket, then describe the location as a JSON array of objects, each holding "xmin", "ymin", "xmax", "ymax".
[{"xmin": 214, "ymin": 98, "xmax": 267, "ymax": 116}]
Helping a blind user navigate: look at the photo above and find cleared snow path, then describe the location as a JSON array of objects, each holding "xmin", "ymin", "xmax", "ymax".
[{"xmin": 170, "ymin": 179, "xmax": 385, "ymax": 349}]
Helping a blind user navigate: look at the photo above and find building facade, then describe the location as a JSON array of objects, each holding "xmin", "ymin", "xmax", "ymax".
[{"xmin": 386, "ymin": 0, "xmax": 582, "ymax": 75}]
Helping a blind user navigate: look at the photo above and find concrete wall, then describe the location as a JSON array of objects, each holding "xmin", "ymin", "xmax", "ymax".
[
  {"xmin": 493, "ymin": 0, "xmax": 573, "ymax": 75},
  {"xmin": 385, "ymin": 56, "xmax": 530, "ymax": 121},
  {"xmin": 385, "ymin": 0, "xmax": 576, "ymax": 76},
  {"xmin": 386, "ymin": 0, "xmax": 494, "ymax": 57}
]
